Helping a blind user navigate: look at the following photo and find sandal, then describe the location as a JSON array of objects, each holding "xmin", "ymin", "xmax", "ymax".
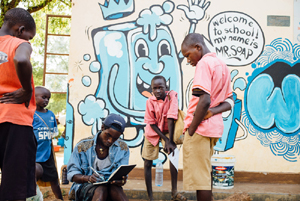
[{"xmin": 172, "ymin": 192, "xmax": 187, "ymax": 201}]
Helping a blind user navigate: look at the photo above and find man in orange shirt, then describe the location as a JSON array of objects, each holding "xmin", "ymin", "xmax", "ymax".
[{"xmin": 0, "ymin": 8, "xmax": 37, "ymax": 201}]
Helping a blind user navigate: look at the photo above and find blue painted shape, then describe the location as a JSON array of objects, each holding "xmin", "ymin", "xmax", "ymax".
[
  {"xmin": 214, "ymin": 92, "xmax": 242, "ymax": 151},
  {"xmin": 233, "ymin": 77, "xmax": 246, "ymax": 91},
  {"xmin": 83, "ymin": 54, "xmax": 91, "ymax": 61},
  {"xmin": 243, "ymin": 37, "xmax": 300, "ymax": 162},
  {"xmin": 245, "ymin": 62, "xmax": 300, "ymax": 135},
  {"xmin": 99, "ymin": 0, "xmax": 134, "ymax": 20},
  {"xmin": 230, "ymin": 70, "xmax": 238, "ymax": 81},
  {"xmin": 82, "ymin": 76, "xmax": 91, "ymax": 87},
  {"xmin": 58, "ymin": 137, "xmax": 64, "ymax": 147},
  {"xmin": 64, "ymin": 83, "xmax": 74, "ymax": 165}
]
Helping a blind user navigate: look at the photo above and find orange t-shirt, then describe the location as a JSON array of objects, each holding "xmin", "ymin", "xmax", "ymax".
[{"xmin": 0, "ymin": 35, "xmax": 36, "ymax": 127}]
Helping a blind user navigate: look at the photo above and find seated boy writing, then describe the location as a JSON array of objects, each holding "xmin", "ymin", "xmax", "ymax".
[
  {"xmin": 181, "ymin": 33, "xmax": 233, "ymax": 201},
  {"xmin": 33, "ymin": 86, "xmax": 63, "ymax": 200},
  {"xmin": 142, "ymin": 75, "xmax": 186, "ymax": 201},
  {"xmin": 67, "ymin": 113, "xmax": 129, "ymax": 201}
]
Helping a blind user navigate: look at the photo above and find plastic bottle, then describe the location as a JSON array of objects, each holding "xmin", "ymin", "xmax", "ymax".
[
  {"xmin": 155, "ymin": 161, "xmax": 163, "ymax": 186},
  {"xmin": 62, "ymin": 166, "xmax": 69, "ymax": 184}
]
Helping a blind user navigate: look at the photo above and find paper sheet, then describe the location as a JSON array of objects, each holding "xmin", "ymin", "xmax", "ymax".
[{"xmin": 168, "ymin": 148, "xmax": 179, "ymax": 171}]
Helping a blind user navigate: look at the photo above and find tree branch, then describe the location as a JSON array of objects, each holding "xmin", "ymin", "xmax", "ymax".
[
  {"xmin": 27, "ymin": 0, "xmax": 54, "ymax": 13},
  {"xmin": 8, "ymin": 0, "xmax": 21, "ymax": 8},
  {"xmin": 59, "ymin": 0, "xmax": 71, "ymax": 7}
]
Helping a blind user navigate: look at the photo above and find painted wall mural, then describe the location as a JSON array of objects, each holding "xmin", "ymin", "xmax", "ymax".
[
  {"xmin": 243, "ymin": 38, "xmax": 300, "ymax": 162},
  {"xmin": 65, "ymin": 0, "xmax": 299, "ymax": 167},
  {"xmin": 205, "ymin": 11, "xmax": 265, "ymax": 66}
]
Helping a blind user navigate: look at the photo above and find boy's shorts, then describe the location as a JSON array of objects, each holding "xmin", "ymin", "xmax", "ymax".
[
  {"xmin": 183, "ymin": 131, "xmax": 219, "ymax": 191},
  {"xmin": 0, "ymin": 122, "xmax": 37, "ymax": 201},
  {"xmin": 142, "ymin": 134, "xmax": 169, "ymax": 161},
  {"xmin": 38, "ymin": 151, "xmax": 59, "ymax": 182}
]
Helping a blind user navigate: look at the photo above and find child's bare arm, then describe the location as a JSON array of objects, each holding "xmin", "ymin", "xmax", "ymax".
[
  {"xmin": 204, "ymin": 95, "xmax": 234, "ymax": 120},
  {"xmin": 167, "ymin": 118, "xmax": 176, "ymax": 154},
  {"xmin": 150, "ymin": 124, "xmax": 169, "ymax": 142},
  {"xmin": 167, "ymin": 118, "xmax": 175, "ymax": 144},
  {"xmin": 150, "ymin": 124, "xmax": 176, "ymax": 154}
]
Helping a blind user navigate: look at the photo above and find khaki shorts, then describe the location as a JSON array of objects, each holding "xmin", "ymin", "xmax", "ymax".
[
  {"xmin": 183, "ymin": 131, "xmax": 219, "ymax": 191},
  {"xmin": 142, "ymin": 134, "xmax": 169, "ymax": 161}
]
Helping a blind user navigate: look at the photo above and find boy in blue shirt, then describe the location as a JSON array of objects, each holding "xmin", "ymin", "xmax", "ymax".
[{"xmin": 33, "ymin": 86, "xmax": 63, "ymax": 200}]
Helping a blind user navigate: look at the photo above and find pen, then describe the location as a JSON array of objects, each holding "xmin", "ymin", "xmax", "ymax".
[{"xmin": 90, "ymin": 166, "xmax": 105, "ymax": 181}]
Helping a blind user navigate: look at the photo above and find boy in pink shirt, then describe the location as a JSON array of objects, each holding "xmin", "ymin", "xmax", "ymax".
[
  {"xmin": 142, "ymin": 76, "xmax": 186, "ymax": 201},
  {"xmin": 181, "ymin": 33, "xmax": 233, "ymax": 201}
]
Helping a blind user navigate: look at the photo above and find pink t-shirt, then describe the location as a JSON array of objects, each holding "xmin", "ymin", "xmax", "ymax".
[
  {"xmin": 144, "ymin": 91, "xmax": 178, "ymax": 146},
  {"xmin": 184, "ymin": 53, "xmax": 232, "ymax": 138}
]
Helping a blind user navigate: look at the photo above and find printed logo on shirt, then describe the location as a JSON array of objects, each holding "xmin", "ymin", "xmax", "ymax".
[
  {"xmin": 0, "ymin": 51, "xmax": 8, "ymax": 65},
  {"xmin": 49, "ymin": 116, "xmax": 55, "ymax": 122},
  {"xmin": 38, "ymin": 131, "xmax": 52, "ymax": 140}
]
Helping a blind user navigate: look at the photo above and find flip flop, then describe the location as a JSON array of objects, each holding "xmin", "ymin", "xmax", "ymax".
[{"xmin": 172, "ymin": 192, "xmax": 187, "ymax": 201}]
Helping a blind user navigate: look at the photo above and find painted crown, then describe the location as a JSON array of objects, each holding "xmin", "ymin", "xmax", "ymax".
[{"xmin": 99, "ymin": 0, "xmax": 134, "ymax": 20}]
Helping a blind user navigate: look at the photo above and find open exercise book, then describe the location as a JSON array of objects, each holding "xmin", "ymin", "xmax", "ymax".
[{"xmin": 93, "ymin": 164, "xmax": 136, "ymax": 185}]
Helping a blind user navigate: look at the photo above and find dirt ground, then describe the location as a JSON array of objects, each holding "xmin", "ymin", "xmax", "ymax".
[
  {"xmin": 219, "ymin": 193, "xmax": 251, "ymax": 201},
  {"xmin": 39, "ymin": 188, "xmax": 69, "ymax": 200},
  {"xmin": 40, "ymin": 187, "xmax": 251, "ymax": 201}
]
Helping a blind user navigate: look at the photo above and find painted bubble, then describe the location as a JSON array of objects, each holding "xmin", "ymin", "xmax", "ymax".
[
  {"xmin": 162, "ymin": 1, "xmax": 174, "ymax": 13},
  {"xmin": 90, "ymin": 61, "xmax": 101, "ymax": 72},
  {"xmin": 83, "ymin": 54, "xmax": 91, "ymax": 61},
  {"xmin": 82, "ymin": 76, "xmax": 91, "ymax": 87},
  {"xmin": 208, "ymin": 11, "xmax": 265, "ymax": 66}
]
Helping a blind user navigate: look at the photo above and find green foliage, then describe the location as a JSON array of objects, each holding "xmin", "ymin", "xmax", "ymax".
[
  {"xmin": 29, "ymin": 1, "xmax": 71, "ymax": 115},
  {"xmin": 61, "ymin": 189, "xmax": 66, "ymax": 196},
  {"xmin": 47, "ymin": 93, "xmax": 67, "ymax": 115},
  {"xmin": 0, "ymin": 0, "xmax": 72, "ymax": 27},
  {"xmin": 1, "ymin": 0, "xmax": 71, "ymax": 116}
]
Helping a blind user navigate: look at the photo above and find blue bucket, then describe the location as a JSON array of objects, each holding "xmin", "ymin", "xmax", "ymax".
[{"xmin": 57, "ymin": 137, "xmax": 64, "ymax": 147}]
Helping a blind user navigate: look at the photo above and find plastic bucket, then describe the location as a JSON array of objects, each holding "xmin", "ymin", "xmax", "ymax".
[
  {"xmin": 53, "ymin": 145, "xmax": 60, "ymax": 152},
  {"xmin": 211, "ymin": 155, "xmax": 236, "ymax": 189},
  {"xmin": 58, "ymin": 137, "xmax": 65, "ymax": 147}
]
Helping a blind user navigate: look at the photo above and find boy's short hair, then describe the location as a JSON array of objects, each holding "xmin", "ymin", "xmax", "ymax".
[
  {"xmin": 151, "ymin": 75, "xmax": 167, "ymax": 86},
  {"xmin": 182, "ymin": 33, "xmax": 205, "ymax": 48},
  {"xmin": 3, "ymin": 8, "xmax": 36, "ymax": 31},
  {"xmin": 35, "ymin": 86, "xmax": 50, "ymax": 94}
]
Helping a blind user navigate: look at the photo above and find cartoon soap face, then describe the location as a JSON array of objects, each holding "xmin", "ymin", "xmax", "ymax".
[
  {"xmin": 128, "ymin": 26, "xmax": 182, "ymax": 115},
  {"xmin": 91, "ymin": 14, "xmax": 182, "ymax": 126}
]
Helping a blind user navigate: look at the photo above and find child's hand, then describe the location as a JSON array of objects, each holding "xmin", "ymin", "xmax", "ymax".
[
  {"xmin": 89, "ymin": 173, "xmax": 104, "ymax": 183},
  {"xmin": 204, "ymin": 109, "xmax": 214, "ymax": 120},
  {"xmin": 165, "ymin": 140, "xmax": 176, "ymax": 156},
  {"xmin": 0, "ymin": 88, "xmax": 32, "ymax": 108},
  {"xmin": 111, "ymin": 176, "xmax": 127, "ymax": 186}
]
